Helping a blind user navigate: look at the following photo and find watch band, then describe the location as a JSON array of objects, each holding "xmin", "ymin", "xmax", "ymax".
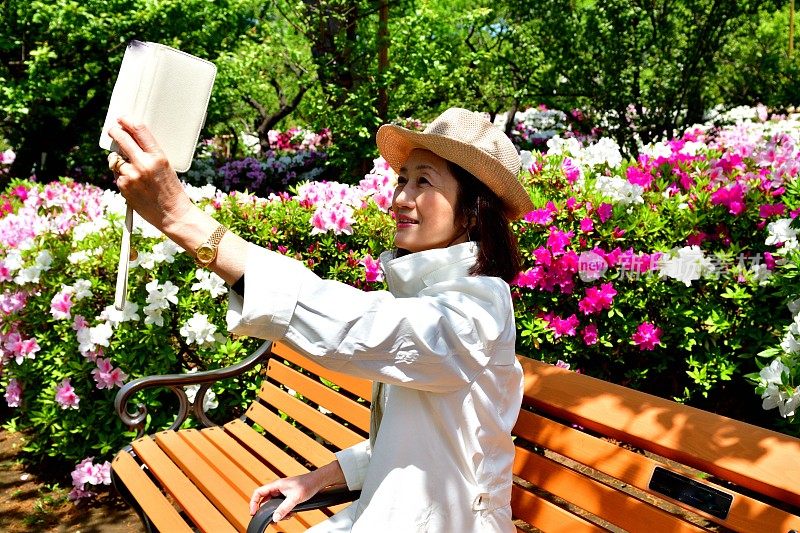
[{"xmin": 195, "ymin": 224, "xmax": 227, "ymax": 267}]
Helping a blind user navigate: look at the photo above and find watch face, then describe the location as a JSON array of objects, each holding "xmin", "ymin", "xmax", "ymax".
[{"xmin": 196, "ymin": 245, "xmax": 215, "ymax": 263}]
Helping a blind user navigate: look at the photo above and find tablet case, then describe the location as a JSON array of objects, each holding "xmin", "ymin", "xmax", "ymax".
[
  {"xmin": 99, "ymin": 41, "xmax": 216, "ymax": 310},
  {"xmin": 99, "ymin": 40, "xmax": 217, "ymax": 172}
]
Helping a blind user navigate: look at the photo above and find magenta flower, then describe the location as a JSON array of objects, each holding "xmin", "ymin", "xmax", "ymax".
[
  {"xmin": 561, "ymin": 157, "xmax": 581, "ymax": 183},
  {"xmin": 578, "ymin": 283, "xmax": 617, "ymax": 315},
  {"xmin": 523, "ymin": 201, "xmax": 558, "ymax": 225},
  {"xmin": 91, "ymin": 358, "xmax": 128, "ymax": 390},
  {"xmin": 360, "ymin": 254, "xmax": 384, "ymax": 283},
  {"xmin": 764, "ymin": 252, "xmax": 776, "ymax": 271},
  {"xmin": 710, "ymin": 183, "xmax": 745, "ymax": 215},
  {"xmin": 579, "ymin": 217, "xmax": 594, "ymax": 233},
  {"xmin": 542, "ymin": 313, "xmax": 580, "ymax": 338},
  {"xmin": 632, "ymin": 322, "xmax": 662, "ymax": 351},
  {"xmin": 759, "ymin": 203, "xmax": 785, "ymax": 219},
  {"xmin": 597, "ymin": 203, "xmax": 613, "ymax": 223},
  {"xmin": 4, "ymin": 378, "xmax": 21, "ymax": 407},
  {"xmin": 582, "ymin": 324, "xmax": 598, "ymax": 345},
  {"xmin": 547, "ymin": 226, "xmax": 574, "ymax": 255},
  {"xmin": 513, "ymin": 267, "xmax": 543, "ymax": 289},
  {"xmin": 626, "ymin": 166, "xmax": 653, "ymax": 189},
  {"xmin": 55, "ymin": 378, "xmax": 80, "ymax": 410}
]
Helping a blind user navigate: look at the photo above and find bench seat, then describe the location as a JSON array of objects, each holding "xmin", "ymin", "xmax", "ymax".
[{"xmin": 112, "ymin": 341, "xmax": 800, "ymax": 532}]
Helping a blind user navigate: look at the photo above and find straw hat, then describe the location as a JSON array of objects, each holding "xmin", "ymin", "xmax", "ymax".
[{"xmin": 376, "ymin": 107, "xmax": 533, "ymax": 220}]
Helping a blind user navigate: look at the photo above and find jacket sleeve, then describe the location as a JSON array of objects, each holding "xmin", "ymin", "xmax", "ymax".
[
  {"xmin": 227, "ymin": 243, "xmax": 515, "ymax": 393},
  {"xmin": 334, "ymin": 439, "xmax": 371, "ymax": 491}
]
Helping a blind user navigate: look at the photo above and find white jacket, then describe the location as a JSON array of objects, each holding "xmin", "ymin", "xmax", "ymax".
[{"xmin": 227, "ymin": 241, "xmax": 523, "ymax": 532}]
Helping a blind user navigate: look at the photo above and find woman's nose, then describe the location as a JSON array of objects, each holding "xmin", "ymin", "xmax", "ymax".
[{"xmin": 393, "ymin": 186, "xmax": 415, "ymax": 209}]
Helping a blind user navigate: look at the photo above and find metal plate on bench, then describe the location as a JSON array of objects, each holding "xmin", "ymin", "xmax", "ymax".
[{"xmin": 648, "ymin": 466, "xmax": 733, "ymax": 519}]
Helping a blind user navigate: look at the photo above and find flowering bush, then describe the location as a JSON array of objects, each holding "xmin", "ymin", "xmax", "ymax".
[
  {"xmin": 510, "ymin": 106, "xmax": 799, "ymax": 430},
  {"xmin": 3, "ymin": 106, "xmax": 800, "ymax": 499},
  {"xmin": 0, "ymin": 162, "xmax": 394, "ymax": 492},
  {"xmin": 186, "ymin": 127, "xmax": 332, "ymax": 196}
]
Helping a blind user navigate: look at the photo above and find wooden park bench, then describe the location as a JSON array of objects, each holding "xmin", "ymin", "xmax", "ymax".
[{"xmin": 112, "ymin": 340, "xmax": 800, "ymax": 532}]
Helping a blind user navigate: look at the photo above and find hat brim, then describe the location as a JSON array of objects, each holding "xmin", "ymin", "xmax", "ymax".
[{"xmin": 376, "ymin": 124, "xmax": 533, "ymax": 220}]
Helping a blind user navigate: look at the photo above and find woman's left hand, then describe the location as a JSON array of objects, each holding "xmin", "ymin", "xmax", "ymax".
[{"xmin": 106, "ymin": 117, "xmax": 195, "ymax": 234}]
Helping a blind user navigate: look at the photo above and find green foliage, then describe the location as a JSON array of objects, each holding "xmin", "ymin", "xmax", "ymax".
[{"xmin": 0, "ymin": 0, "xmax": 260, "ymax": 182}]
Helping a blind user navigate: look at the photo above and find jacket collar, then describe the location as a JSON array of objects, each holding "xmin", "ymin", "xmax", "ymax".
[{"xmin": 379, "ymin": 242, "xmax": 478, "ymax": 297}]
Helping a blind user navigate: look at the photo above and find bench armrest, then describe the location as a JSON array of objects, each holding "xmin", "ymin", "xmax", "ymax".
[
  {"xmin": 246, "ymin": 487, "xmax": 361, "ymax": 533},
  {"xmin": 115, "ymin": 340, "xmax": 274, "ymax": 438}
]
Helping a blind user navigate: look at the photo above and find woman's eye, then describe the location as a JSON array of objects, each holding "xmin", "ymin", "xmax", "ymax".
[
  {"xmin": 397, "ymin": 176, "xmax": 408, "ymax": 185},
  {"xmin": 419, "ymin": 177, "xmax": 431, "ymax": 185}
]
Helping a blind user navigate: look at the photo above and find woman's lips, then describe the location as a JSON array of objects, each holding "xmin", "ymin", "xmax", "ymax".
[{"xmin": 396, "ymin": 215, "xmax": 417, "ymax": 227}]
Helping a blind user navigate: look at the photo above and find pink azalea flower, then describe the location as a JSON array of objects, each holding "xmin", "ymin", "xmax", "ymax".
[
  {"xmin": 360, "ymin": 254, "xmax": 384, "ymax": 283},
  {"xmin": 0, "ymin": 290, "xmax": 27, "ymax": 315},
  {"xmin": 632, "ymin": 322, "xmax": 662, "ymax": 351},
  {"xmin": 4, "ymin": 378, "xmax": 21, "ymax": 407},
  {"xmin": 55, "ymin": 378, "xmax": 80, "ymax": 409},
  {"xmin": 72, "ymin": 315, "xmax": 89, "ymax": 331},
  {"xmin": 565, "ymin": 197, "xmax": 579, "ymax": 211},
  {"xmin": 50, "ymin": 290, "xmax": 74, "ymax": 320},
  {"xmin": 554, "ymin": 360, "xmax": 571, "ymax": 369},
  {"xmin": 91, "ymin": 358, "xmax": 128, "ymax": 389},
  {"xmin": 579, "ymin": 217, "xmax": 594, "ymax": 233}
]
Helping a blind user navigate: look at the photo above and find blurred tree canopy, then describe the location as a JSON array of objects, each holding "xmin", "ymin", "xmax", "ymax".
[{"xmin": 1, "ymin": 0, "xmax": 798, "ymax": 184}]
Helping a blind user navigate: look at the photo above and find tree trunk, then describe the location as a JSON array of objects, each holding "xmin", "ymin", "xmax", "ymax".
[{"xmin": 376, "ymin": 0, "xmax": 390, "ymax": 122}]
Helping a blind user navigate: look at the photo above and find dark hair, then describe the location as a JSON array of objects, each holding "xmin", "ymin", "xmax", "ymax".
[{"xmin": 448, "ymin": 161, "xmax": 522, "ymax": 283}]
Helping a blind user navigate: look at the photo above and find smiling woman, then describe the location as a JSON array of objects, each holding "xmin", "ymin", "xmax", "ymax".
[{"xmin": 107, "ymin": 107, "xmax": 534, "ymax": 532}]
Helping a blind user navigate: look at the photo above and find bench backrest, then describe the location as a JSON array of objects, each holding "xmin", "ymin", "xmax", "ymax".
[
  {"xmin": 258, "ymin": 343, "xmax": 800, "ymax": 532},
  {"xmin": 514, "ymin": 357, "xmax": 800, "ymax": 532}
]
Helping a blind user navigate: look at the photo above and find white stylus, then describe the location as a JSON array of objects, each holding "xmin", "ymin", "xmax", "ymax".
[{"xmin": 114, "ymin": 204, "xmax": 134, "ymax": 311}]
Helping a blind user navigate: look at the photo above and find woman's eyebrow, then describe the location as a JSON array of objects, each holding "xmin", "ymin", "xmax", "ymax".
[{"xmin": 399, "ymin": 163, "xmax": 439, "ymax": 174}]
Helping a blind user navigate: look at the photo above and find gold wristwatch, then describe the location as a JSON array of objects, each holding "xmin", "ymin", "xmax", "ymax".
[{"xmin": 195, "ymin": 224, "xmax": 227, "ymax": 267}]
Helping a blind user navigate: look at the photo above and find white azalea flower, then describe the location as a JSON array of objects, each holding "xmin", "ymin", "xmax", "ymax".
[
  {"xmin": 72, "ymin": 219, "xmax": 110, "ymax": 242},
  {"xmin": 765, "ymin": 219, "xmax": 798, "ymax": 250},
  {"xmin": 184, "ymin": 368, "xmax": 219, "ymax": 412},
  {"xmin": 145, "ymin": 279, "xmax": 179, "ymax": 312},
  {"xmin": 191, "ymin": 269, "xmax": 227, "ymax": 298},
  {"xmin": 759, "ymin": 359, "xmax": 789, "ymax": 386},
  {"xmin": 14, "ymin": 266, "xmax": 41, "ymax": 285},
  {"xmin": 72, "ymin": 279, "xmax": 93, "ymax": 301},
  {"xmin": 582, "ymin": 137, "xmax": 622, "ymax": 168},
  {"xmin": 641, "ymin": 140, "xmax": 672, "ymax": 160},
  {"xmin": 144, "ymin": 308, "xmax": 164, "ymax": 327},
  {"xmin": 659, "ymin": 246, "xmax": 714, "ymax": 287},
  {"xmin": 3, "ymin": 250, "xmax": 23, "ymax": 272},
  {"xmin": 179, "ymin": 313, "xmax": 222, "ymax": 347},
  {"xmin": 152, "ymin": 239, "xmax": 182, "ymax": 263},
  {"xmin": 91, "ymin": 322, "xmax": 113, "ymax": 346},
  {"xmin": 781, "ymin": 331, "xmax": 800, "ymax": 355},
  {"xmin": 35, "ymin": 250, "xmax": 53, "ymax": 270},
  {"xmin": 546, "ymin": 135, "xmax": 582, "ymax": 158},
  {"xmin": 594, "ymin": 175, "xmax": 644, "ymax": 205},
  {"xmin": 99, "ymin": 302, "xmax": 140, "ymax": 327}
]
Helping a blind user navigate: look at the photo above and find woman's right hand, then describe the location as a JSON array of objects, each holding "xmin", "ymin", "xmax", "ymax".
[{"xmin": 250, "ymin": 460, "xmax": 346, "ymax": 521}]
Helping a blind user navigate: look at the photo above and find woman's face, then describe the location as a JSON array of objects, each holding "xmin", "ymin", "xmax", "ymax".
[{"xmin": 392, "ymin": 149, "xmax": 467, "ymax": 253}]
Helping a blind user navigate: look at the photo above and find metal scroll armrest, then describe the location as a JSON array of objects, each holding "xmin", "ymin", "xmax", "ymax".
[
  {"xmin": 114, "ymin": 340, "xmax": 274, "ymax": 439},
  {"xmin": 247, "ymin": 487, "xmax": 361, "ymax": 533}
]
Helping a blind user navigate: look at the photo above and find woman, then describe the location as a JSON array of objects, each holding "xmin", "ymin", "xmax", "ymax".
[{"xmin": 108, "ymin": 107, "xmax": 534, "ymax": 532}]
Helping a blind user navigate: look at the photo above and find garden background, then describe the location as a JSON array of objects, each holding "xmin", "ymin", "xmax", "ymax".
[{"xmin": 2, "ymin": 0, "xmax": 800, "ymax": 520}]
